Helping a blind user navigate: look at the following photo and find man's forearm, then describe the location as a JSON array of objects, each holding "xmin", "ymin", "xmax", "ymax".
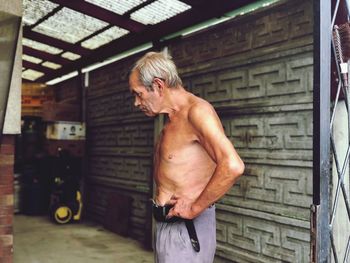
[{"xmin": 192, "ymin": 162, "xmax": 243, "ymax": 215}]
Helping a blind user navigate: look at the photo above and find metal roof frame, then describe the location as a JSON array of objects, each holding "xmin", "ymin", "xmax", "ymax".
[
  {"xmin": 49, "ymin": 0, "xmax": 146, "ymax": 32},
  {"xmin": 22, "ymin": 0, "xmax": 258, "ymax": 83}
]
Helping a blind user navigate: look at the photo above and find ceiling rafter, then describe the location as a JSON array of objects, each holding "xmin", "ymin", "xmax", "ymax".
[
  {"xmin": 37, "ymin": 0, "xmax": 257, "ymax": 82},
  {"xmin": 49, "ymin": 0, "xmax": 146, "ymax": 32},
  {"xmin": 23, "ymin": 26, "xmax": 90, "ymax": 56},
  {"xmin": 23, "ymin": 60, "xmax": 56, "ymax": 75},
  {"xmin": 23, "ymin": 46, "xmax": 70, "ymax": 65},
  {"xmin": 122, "ymin": 0, "xmax": 157, "ymax": 18},
  {"xmin": 76, "ymin": 24, "xmax": 114, "ymax": 46},
  {"xmin": 179, "ymin": 0, "xmax": 203, "ymax": 9}
]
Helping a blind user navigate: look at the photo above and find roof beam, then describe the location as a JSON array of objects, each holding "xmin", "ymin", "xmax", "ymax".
[
  {"xmin": 179, "ymin": 0, "xmax": 205, "ymax": 8},
  {"xmin": 76, "ymin": 25, "xmax": 113, "ymax": 46},
  {"xmin": 123, "ymin": 0, "xmax": 157, "ymax": 18},
  {"xmin": 23, "ymin": 61, "xmax": 56, "ymax": 75},
  {"xmin": 22, "ymin": 80, "xmax": 36, "ymax": 84},
  {"xmin": 23, "ymin": 26, "xmax": 90, "ymax": 56},
  {"xmin": 23, "ymin": 46, "xmax": 70, "ymax": 66},
  {"xmin": 49, "ymin": 0, "xmax": 146, "ymax": 32}
]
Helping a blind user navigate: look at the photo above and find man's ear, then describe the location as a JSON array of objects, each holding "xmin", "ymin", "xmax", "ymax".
[{"xmin": 154, "ymin": 78, "xmax": 165, "ymax": 95}]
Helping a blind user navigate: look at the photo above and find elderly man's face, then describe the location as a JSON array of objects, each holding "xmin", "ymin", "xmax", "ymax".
[{"xmin": 129, "ymin": 71, "xmax": 162, "ymax": 117}]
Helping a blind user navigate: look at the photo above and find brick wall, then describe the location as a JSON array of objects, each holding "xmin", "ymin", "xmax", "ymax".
[{"xmin": 0, "ymin": 135, "xmax": 14, "ymax": 263}]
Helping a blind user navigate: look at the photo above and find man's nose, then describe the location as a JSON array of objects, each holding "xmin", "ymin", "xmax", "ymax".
[{"xmin": 134, "ymin": 96, "xmax": 141, "ymax": 107}]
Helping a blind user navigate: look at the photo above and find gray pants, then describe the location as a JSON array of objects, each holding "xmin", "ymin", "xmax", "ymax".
[{"xmin": 154, "ymin": 206, "xmax": 216, "ymax": 263}]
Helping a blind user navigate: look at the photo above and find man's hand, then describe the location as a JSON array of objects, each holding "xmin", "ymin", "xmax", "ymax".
[{"xmin": 165, "ymin": 195, "xmax": 201, "ymax": 220}]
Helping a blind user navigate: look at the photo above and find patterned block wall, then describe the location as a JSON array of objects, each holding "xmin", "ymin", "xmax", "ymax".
[
  {"xmin": 215, "ymin": 208, "xmax": 309, "ymax": 263},
  {"xmin": 86, "ymin": 57, "xmax": 154, "ymax": 244},
  {"xmin": 186, "ymin": 56, "xmax": 313, "ymax": 106},
  {"xmin": 167, "ymin": 0, "xmax": 313, "ymax": 262},
  {"xmin": 54, "ymin": 77, "xmax": 81, "ymax": 104}
]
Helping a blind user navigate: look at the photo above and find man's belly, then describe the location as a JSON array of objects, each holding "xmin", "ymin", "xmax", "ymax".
[{"xmin": 154, "ymin": 161, "xmax": 216, "ymax": 205}]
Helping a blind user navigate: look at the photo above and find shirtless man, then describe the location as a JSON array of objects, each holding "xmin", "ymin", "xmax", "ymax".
[{"xmin": 129, "ymin": 51, "xmax": 244, "ymax": 263}]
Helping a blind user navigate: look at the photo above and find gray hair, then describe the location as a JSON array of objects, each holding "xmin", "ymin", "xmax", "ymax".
[{"xmin": 132, "ymin": 50, "xmax": 182, "ymax": 90}]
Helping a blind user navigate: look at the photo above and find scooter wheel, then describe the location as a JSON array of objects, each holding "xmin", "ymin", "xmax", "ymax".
[{"xmin": 53, "ymin": 205, "xmax": 73, "ymax": 224}]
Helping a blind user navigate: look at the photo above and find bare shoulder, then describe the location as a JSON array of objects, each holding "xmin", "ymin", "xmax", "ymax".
[
  {"xmin": 188, "ymin": 97, "xmax": 216, "ymax": 120},
  {"xmin": 187, "ymin": 96, "xmax": 222, "ymax": 135}
]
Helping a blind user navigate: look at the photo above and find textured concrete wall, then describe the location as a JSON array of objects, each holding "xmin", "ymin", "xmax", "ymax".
[
  {"xmin": 86, "ymin": 57, "xmax": 154, "ymax": 244},
  {"xmin": 0, "ymin": 1, "xmax": 21, "ymax": 16},
  {"xmin": 168, "ymin": 0, "xmax": 313, "ymax": 262},
  {"xmin": 1, "ymin": 0, "xmax": 22, "ymax": 135},
  {"xmin": 53, "ymin": 77, "xmax": 81, "ymax": 104}
]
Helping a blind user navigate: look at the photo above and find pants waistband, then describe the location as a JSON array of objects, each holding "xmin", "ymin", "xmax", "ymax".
[
  {"xmin": 152, "ymin": 203, "xmax": 180, "ymax": 222},
  {"xmin": 152, "ymin": 201, "xmax": 201, "ymax": 252},
  {"xmin": 151, "ymin": 201, "xmax": 214, "ymax": 222}
]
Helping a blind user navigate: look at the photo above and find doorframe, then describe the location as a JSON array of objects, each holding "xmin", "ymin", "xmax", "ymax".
[{"xmin": 311, "ymin": 0, "xmax": 331, "ymax": 262}]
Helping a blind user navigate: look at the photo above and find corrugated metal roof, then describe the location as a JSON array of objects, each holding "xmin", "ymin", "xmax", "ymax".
[
  {"xmin": 81, "ymin": 26, "xmax": 129, "ymax": 50},
  {"xmin": 131, "ymin": 0, "xmax": 191, "ymax": 25},
  {"xmin": 23, "ymin": 0, "xmax": 58, "ymax": 26},
  {"xmin": 85, "ymin": 0, "xmax": 148, "ymax": 15},
  {"xmin": 23, "ymin": 38, "xmax": 63, "ymax": 54},
  {"xmin": 22, "ymin": 0, "xmax": 261, "ymax": 82}
]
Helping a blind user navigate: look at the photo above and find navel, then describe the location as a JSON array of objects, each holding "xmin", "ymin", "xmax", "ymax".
[{"xmin": 168, "ymin": 154, "xmax": 174, "ymax": 159}]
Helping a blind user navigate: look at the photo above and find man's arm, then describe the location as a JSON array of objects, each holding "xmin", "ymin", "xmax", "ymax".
[{"xmin": 167, "ymin": 102, "xmax": 244, "ymax": 219}]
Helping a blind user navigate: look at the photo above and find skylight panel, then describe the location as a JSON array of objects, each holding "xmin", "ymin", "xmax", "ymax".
[
  {"xmin": 81, "ymin": 26, "xmax": 129, "ymax": 49},
  {"xmin": 85, "ymin": 0, "xmax": 147, "ymax": 15},
  {"xmin": 42, "ymin": 61, "xmax": 62, "ymax": 70},
  {"xmin": 22, "ymin": 38, "xmax": 63, "ymax": 55},
  {"xmin": 32, "ymin": 7, "xmax": 109, "ymax": 44},
  {"xmin": 23, "ymin": 54, "xmax": 43, "ymax": 64},
  {"xmin": 23, "ymin": 0, "xmax": 59, "ymax": 26},
  {"xmin": 131, "ymin": 0, "xmax": 191, "ymax": 25},
  {"xmin": 22, "ymin": 69, "xmax": 44, "ymax": 81},
  {"xmin": 61, "ymin": 52, "xmax": 81, "ymax": 61}
]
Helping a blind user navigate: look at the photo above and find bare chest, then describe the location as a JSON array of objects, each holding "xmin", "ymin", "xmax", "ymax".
[{"xmin": 158, "ymin": 120, "xmax": 198, "ymax": 163}]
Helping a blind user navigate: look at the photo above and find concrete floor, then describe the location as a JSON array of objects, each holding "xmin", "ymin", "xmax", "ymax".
[{"xmin": 14, "ymin": 215, "xmax": 154, "ymax": 263}]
